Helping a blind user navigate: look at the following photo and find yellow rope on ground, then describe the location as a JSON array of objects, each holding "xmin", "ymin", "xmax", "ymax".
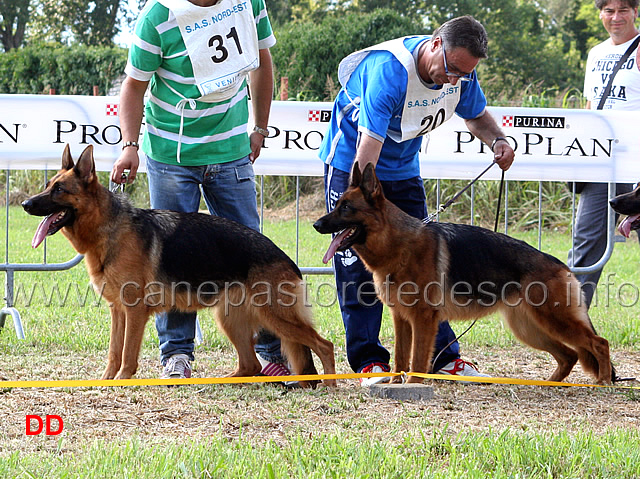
[{"xmin": 1, "ymin": 371, "xmax": 638, "ymax": 389}]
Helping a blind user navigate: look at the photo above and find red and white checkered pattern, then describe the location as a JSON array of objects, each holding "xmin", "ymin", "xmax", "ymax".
[
  {"xmin": 308, "ymin": 110, "xmax": 321, "ymax": 122},
  {"xmin": 106, "ymin": 104, "xmax": 119, "ymax": 116},
  {"xmin": 502, "ymin": 115, "xmax": 513, "ymax": 127}
]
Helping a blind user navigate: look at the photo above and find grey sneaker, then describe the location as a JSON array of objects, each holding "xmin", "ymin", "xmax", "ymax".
[{"xmin": 161, "ymin": 354, "xmax": 192, "ymax": 379}]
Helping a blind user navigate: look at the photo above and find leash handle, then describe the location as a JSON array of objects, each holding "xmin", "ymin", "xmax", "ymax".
[{"xmin": 110, "ymin": 173, "xmax": 128, "ymax": 194}]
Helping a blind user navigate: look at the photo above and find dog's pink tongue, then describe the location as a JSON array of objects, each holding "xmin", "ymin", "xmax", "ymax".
[
  {"xmin": 618, "ymin": 215, "xmax": 640, "ymax": 238},
  {"xmin": 322, "ymin": 229, "xmax": 351, "ymax": 264},
  {"xmin": 32, "ymin": 214, "xmax": 56, "ymax": 249}
]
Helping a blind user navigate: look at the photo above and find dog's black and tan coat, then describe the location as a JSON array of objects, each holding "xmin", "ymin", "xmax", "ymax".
[
  {"xmin": 314, "ymin": 162, "xmax": 613, "ymax": 384},
  {"xmin": 22, "ymin": 145, "xmax": 336, "ymax": 385}
]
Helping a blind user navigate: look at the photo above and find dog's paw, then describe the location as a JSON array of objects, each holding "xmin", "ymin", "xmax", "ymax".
[
  {"xmin": 101, "ymin": 367, "xmax": 118, "ymax": 380},
  {"xmin": 406, "ymin": 376, "xmax": 425, "ymax": 384},
  {"xmin": 320, "ymin": 379, "xmax": 337, "ymax": 388},
  {"xmin": 113, "ymin": 370, "xmax": 134, "ymax": 380}
]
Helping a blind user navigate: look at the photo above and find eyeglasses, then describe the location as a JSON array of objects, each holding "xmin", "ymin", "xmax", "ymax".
[{"xmin": 441, "ymin": 38, "xmax": 472, "ymax": 82}]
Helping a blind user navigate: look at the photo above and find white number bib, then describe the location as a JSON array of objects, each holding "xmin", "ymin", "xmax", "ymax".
[
  {"xmin": 158, "ymin": 0, "xmax": 259, "ymax": 100},
  {"xmin": 338, "ymin": 37, "xmax": 461, "ymax": 142}
]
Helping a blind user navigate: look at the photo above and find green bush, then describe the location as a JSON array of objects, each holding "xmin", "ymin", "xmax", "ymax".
[
  {"xmin": 272, "ymin": 9, "xmax": 425, "ymax": 101},
  {"xmin": 0, "ymin": 43, "xmax": 127, "ymax": 95}
]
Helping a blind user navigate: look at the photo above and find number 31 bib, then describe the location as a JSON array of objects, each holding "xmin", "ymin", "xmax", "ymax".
[{"xmin": 158, "ymin": 0, "xmax": 260, "ymax": 101}]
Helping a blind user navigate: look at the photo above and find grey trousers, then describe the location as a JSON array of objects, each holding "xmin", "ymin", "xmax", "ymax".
[{"xmin": 567, "ymin": 182, "xmax": 635, "ymax": 309}]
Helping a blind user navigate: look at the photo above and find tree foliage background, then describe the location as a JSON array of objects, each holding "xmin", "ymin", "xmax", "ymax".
[{"xmin": 0, "ymin": 0, "xmax": 635, "ymax": 102}]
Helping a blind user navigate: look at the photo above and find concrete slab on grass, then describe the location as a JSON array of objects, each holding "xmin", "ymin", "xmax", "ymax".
[{"xmin": 369, "ymin": 383, "xmax": 434, "ymax": 402}]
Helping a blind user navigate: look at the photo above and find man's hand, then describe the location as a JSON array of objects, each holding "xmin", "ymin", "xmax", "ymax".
[
  {"xmin": 464, "ymin": 111, "xmax": 515, "ymax": 172},
  {"xmin": 111, "ymin": 148, "xmax": 139, "ymax": 184},
  {"xmin": 493, "ymin": 140, "xmax": 515, "ymax": 171},
  {"xmin": 249, "ymin": 131, "xmax": 264, "ymax": 163}
]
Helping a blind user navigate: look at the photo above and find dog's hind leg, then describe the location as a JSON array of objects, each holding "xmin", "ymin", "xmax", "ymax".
[
  {"xmin": 276, "ymin": 325, "xmax": 336, "ymax": 387},
  {"xmin": 258, "ymin": 308, "xmax": 336, "ymax": 387},
  {"xmin": 538, "ymin": 277, "xmax": 613, "ymax": 384},
  {"xmin": 280, "ymin": 340, "xmax": 320, "ymax": 388},
  {"xmin": 544, "ymin": 314, "xmax": 611, "ymax": 384},
  {"xmin": 553, "ymin": 309, "xmax": 612, "ymax": 384},
  {"xmin": 252, "ymin": 280, "xmax": 336, "ymax": 387},
  {"xmin": 102, "ymin": 305, "xmax": 126, "ymax": 379},
  {"xmin": 503, "ymin": 307, "xmax": 578, "ymax": 382},
  {"xmin": 214, "ymin": 304, "xmax": 262, "ymax": 378}
]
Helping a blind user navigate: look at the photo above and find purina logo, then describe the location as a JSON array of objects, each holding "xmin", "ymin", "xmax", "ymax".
[
  {"xmin": 502, "ymin": 115, "xmax": 566, "ymax": 129},
  {"xmin": 308, "ymin": 110, "xmax": 332, "ymax": 122},
  {"xmin": 106, "ymin": 104, "xmax": 119, "ymax": 116}
]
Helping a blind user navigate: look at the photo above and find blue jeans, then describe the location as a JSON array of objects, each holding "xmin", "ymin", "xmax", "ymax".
[
  {"xmin": 568, "ymin": 182, "xmax": 636, "ymax": 308},
  {"xmin": 324, "ymin": 165, "xmax": 460, "ymax": 373},
  {"xmin": 146, "ymin": 155, "xmax": 283, "ymax": 364}
]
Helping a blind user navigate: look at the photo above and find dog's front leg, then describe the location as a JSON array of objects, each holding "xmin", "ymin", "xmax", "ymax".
[
  {"xmin": 114, "ymin": 305, "xmax": 150, "ymax": 380},
  {"xmin": 406, "ymin": 311, "xmax": 439, "ymax": 384},
  {"xmin": 391, "ymin": 309, "xmax": 411, "ymax": 384},
  {"xmin": 102, "ymin": 305, "xmax": 125, "ymax": 379}
]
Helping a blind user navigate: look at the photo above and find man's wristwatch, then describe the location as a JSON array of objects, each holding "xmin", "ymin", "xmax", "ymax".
[
  {"xmin": 253, "ymin": 126, "xmax": 270, "ymax": 137},
  {"xmin": 122, "ymin": 141, "xmax": 139, "ymax": 150}
]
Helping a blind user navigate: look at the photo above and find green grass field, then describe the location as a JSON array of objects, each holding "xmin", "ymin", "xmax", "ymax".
[{"xmin": 1, "ymin": 206, "xmax": 640, "ymax": 478}]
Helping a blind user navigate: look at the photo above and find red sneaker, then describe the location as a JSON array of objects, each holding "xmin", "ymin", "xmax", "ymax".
[
  {"xmin": 359, "ymin": 362, "xmax": 391, "ymax": 387},
  {"xmin": 436, "ymin": 359, "xmax": 489, "ymax": 383}
]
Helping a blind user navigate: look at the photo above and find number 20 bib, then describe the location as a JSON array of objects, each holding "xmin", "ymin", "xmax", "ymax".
[
  {"xmin": 158, "ymin": 0, "xmax": 259, "ymax": 101},
  {"xmin": 338, "ymin": 37, "xmax": 461, "ymax": 142}
]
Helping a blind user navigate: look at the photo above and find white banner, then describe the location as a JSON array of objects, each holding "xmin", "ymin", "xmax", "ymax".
[{"xmin": 1, "ymin": 94, "xmax": 638, "ymax": 182}]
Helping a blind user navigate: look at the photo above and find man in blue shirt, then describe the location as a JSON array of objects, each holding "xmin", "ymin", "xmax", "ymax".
[{"xmin": 319, "ymin": 16, "xmax": 515, "ymax": 386}]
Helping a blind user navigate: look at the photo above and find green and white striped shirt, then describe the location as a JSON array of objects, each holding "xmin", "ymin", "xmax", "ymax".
[{"xmin": 125, "ymin": 0, "xmax": 276, "ymax": 166}]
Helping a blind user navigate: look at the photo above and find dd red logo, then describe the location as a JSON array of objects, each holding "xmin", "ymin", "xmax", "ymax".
[{"xmin": 26, "ymin": 415, "xmax": 64, "ymax": 436}]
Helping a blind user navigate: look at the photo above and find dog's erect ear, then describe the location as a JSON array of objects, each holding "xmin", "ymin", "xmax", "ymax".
[
  {"xmin": 61, "ymin": 144, "xmax": 74, "ymax": 170},
  {"xmin": 349, "ymin": 161, "xmax": 362, "ymax": 187},
  {"xmin": 74, "ymin": 145, "xmax": 96, "ymax": 182},
  {"xmin": 360, "ymin": 162, "xmax": 383, "ymax": 204}
]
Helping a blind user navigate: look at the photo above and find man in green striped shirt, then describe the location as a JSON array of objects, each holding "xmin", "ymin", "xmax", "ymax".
[{"xmin": 111, "ymin": 0, "xmax": 293, "ymax": 381}]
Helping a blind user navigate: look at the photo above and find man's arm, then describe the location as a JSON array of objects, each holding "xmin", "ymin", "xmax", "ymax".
[
  {"xmin": 110, "ymin": 76, "xmax": 149, "ymax": 184},
  {"xmin": 248, "ymin": 48, "xmax": 274, "ymax": 163},
  {"xmin": 353, "ymin": 133, "xmax": 384, "ymax": 179},
  {"xmin": 464, "ymin": 110, "xmax": 515, "ymax": 171}
]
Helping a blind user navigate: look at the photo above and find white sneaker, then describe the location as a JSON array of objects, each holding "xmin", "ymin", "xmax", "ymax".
[
  {"xmin": 435, "ymin": 359, "xmax": 489, "ymax": 384},
  {"xmin": 161, "ymin": 354, "xmax": 192, "ymax": 379},
  {"xmin": 359, "ymin": 362, "xmax": 391, "ymax": 387}
]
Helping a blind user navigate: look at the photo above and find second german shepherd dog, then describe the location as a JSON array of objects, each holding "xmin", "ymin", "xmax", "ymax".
[
  {"xmin": 22, "ymin": 145, "xmax": 336, "ymax": 385},
  {"xmin": 314, "ymin": 162, "xmax": 613, "ymax": 384},
  {"xmin": 610, "ymin": 185, "xmax": 640, "ymax": 238}
]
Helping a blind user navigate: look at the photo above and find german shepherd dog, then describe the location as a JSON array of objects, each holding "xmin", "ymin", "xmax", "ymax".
[
  {"xmin": 610, "ymin": 185, "xmax": 640, "ymax": 238},
  {"xmin": 314, "ymin": 162, "xmax": 614, "ymax": 384},
  {"xmin": 22, "ymin": 145, "xmax": 336, "ymax": 386}
]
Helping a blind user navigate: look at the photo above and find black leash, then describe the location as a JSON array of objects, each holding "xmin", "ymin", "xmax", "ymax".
[
  {"xmin": 429, "ymin": 164, "xmax": 506, "ymax": 372},
  {"xmin": 422, "ymin": 161, "xmax": 499, "ymax": 224}
]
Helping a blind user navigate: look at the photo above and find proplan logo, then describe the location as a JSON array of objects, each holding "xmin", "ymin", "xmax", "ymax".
[{"xmin": 502, "ymin": 115, "xmax": 566, "ymax": 129}]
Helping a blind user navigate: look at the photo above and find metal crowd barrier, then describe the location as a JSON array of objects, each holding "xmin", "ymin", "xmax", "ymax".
[{"xmin": 1, "ymin": 170, "xmax": 620, "ymax": 339}]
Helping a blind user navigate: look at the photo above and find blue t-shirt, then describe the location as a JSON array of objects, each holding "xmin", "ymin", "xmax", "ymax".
[{"xmin": 319, "ymin": 36, "xmax": 487, "ymax": 181}]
